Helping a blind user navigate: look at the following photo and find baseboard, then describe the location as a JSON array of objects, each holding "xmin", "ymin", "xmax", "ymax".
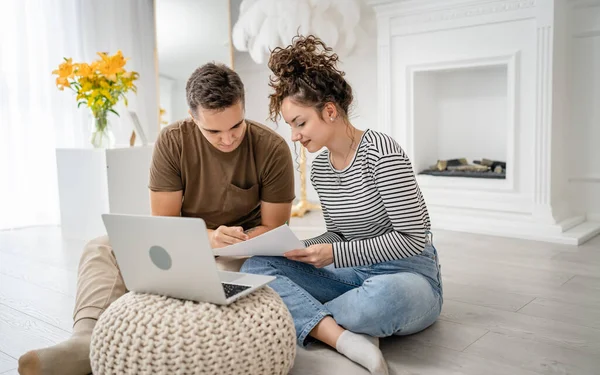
[
  {"xmin": 289, "ymin": 210, "xmax": 600, "ymax": 245},
  {"xmin": 562, "ymin": 221, "xmax": 600, "ymax": 245},
  {"xmin": 429, "ymin": 208, "xmax": 600, "ymax": 245},
  {"xmin": 557, "ymin": 215, "xmax": 586, "ymax": 232}
]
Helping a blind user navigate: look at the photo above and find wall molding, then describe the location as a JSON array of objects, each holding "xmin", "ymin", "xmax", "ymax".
[
  {"xmin": 367, "ymin": 0, "xmax": 537, "ymax": 21},
  {"xmin": 393, "ymin": 0, "xmax": 536, "ymax": 26},
  {"xmin": 534, "ymin": 25, "xmax": 553, "ymax": 206},
  {"xmin": 377, "ymin": 16, "xmax": 392, "ymax": 136}
]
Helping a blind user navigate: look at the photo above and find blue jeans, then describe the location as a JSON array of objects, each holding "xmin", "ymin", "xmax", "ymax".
[{"xmin": 240, "ymin": 242, "xmax": 443, "ymax": 347}]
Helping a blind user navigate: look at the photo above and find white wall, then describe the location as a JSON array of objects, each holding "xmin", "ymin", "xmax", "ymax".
[
  {"xmin": 550, "ymin": 0, "xmax": 572, "ymax": 223},
  {"xmin": 234, "ymin": 26, "xmax": 377, "ymax": 202},
  {"xmin": 158, "ymin": 75, "xmax": 193, "ymax": 127},
  {"xmin": 159, "ymin": 75, "xmax": 175, "ymax": 125},
  {"xmin": 172, "ymin": 79, "xmax": 191, "ymax": 123},
  {"xmin": 155, "ymin": 0, "xmax": 233, "ymax": 126},
  {"xmin": 567, "ymin": 3, "xmax": 600, "ymax": 218}
]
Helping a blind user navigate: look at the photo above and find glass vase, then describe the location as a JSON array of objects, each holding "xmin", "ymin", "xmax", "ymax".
[{"xmin": 90, "ymin": 111, "xmax": 115, "ymax": 148}]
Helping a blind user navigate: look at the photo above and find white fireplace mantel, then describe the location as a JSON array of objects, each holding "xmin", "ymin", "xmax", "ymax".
[{"xmin": 367, "ymin": 0, "xmax": 600, "ymax": 244}]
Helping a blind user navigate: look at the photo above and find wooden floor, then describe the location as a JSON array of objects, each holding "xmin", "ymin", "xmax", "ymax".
[{"xmin": 1, "ymin": 213, "xmax": 599, "ymax": 375}]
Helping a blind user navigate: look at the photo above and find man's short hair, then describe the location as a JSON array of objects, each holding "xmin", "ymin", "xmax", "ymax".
[{"xmin": 186, "ymin": 63, "xmax": 245, "ymax": 114}]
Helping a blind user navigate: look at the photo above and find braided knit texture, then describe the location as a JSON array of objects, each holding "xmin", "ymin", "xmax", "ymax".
[{"xmin": 90, "ymin": 287, "xmax": 296, "ymax": 374}]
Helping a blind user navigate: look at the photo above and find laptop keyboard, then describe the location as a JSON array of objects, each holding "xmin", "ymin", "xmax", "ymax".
[{"xmin": 222, "ymin": 282, "xmax": 251, "ymax": 299}]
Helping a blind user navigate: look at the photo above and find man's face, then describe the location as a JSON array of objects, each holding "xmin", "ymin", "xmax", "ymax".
[{"xmin": 191, "ymin": 101, "xmax": 247, "ymax": 153}]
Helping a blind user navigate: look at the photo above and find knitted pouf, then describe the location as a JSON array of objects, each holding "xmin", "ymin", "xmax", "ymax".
[{"xmin": 90, "ymin": 287, "xmax": 296, "ymax": 375}]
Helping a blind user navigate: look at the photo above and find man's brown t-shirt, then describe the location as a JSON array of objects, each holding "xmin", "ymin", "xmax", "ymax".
[{"xmin": 148, "ymin": 119, "xmax": 295, "ymax": 230}]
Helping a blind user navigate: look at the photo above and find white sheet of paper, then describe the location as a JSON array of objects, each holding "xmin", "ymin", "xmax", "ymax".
[{"xmin": 213, "ymin": 225, "xmax": 305, "ymax": 257}]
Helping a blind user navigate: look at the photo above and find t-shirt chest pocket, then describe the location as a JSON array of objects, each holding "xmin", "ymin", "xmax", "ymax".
[{"xmin": 223, "ymin": 183, "xmax": 260, "ymax": 217}]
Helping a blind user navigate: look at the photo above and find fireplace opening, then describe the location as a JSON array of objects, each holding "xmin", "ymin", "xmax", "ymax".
[
  {"xmin": 412, "ymin": 64, "xmax": 509, "ymax": 180},
  {"xmin": 419, "ymin": 158, "xmax": 506, "ymax": 179}
]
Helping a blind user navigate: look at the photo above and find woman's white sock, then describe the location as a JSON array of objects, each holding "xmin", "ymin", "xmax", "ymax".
[{"xmin": 335, "ymin": 330, "xmax": 388, "ymax": 375}]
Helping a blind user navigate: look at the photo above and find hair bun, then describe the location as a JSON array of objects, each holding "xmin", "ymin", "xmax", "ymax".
[
  {"xmin": 268, "ymin": 35, "xmax": 352, "ymax": 123},
  {"xmin": 268, "ymin": 35, "xmax": 340, "ymax": 81},
  {"xmin": 270, "ymin": 50, "xmax": 306, "ymax": 79}
]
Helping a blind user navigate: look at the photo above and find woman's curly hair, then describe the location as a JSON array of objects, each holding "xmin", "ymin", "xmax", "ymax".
[{"xmin": 268, "ymin": 35, "xmax": 353, "ymax": 123}]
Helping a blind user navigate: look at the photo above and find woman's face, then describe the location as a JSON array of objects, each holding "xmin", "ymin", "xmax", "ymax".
[{"xmin": 281, "ymin": 97, "xmax": 335, "ymax": 153}]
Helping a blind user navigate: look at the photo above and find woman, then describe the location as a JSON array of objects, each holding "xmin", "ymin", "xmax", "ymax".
[{"xmin": 240, "ymin": 35, "xmax": 443, "ymax": 375}]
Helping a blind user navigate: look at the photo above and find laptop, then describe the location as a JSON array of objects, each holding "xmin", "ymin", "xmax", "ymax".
[{"xmin": 101, "ymin": 213, "xmax": 276, "ymax": 305}]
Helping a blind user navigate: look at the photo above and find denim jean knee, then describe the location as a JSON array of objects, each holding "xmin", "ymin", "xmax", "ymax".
[{"xmin": 327, "ymin": 271, "xmax": 441, "ymax": 337}]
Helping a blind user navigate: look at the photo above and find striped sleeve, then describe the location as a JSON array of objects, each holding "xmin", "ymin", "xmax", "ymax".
[
  {"xmin": 303, "ymin": 232, "xmax": 345, "ymax": 247},
  {"xmin": 332, "ymin": 152, "xmax": 426, "ymax": 267},
  {"xmin": 302, "ymin": 205, "xmax": 346, "ymax": 246}
]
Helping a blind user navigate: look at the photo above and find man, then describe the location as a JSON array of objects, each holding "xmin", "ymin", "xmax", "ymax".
[{"xmin": 18, "ymin": 63, "xmax": 295, "ymax": 375}]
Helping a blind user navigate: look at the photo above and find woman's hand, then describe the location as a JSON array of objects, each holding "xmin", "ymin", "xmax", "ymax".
[{"xmin": 284, "ymin": 244, "xmax": 334, "ymax": 268}]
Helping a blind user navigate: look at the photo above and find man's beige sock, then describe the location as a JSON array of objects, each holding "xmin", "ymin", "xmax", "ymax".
[{"xmin": 18, "ymin": 318, "xmax": 96, "ymax": 375}]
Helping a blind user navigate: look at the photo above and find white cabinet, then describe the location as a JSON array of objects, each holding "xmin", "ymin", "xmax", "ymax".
[{"xmin": 56, "ymin": 146, "xmax": 154, "ymax": 240}]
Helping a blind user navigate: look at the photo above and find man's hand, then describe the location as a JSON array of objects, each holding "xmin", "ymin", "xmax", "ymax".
[
  {"xmin": 209, "ymin": 226, "xmax": 249, "ymax": 249},
  {"xmin": 284, "ymin": 244, "xmax": 334, "ymax": 268}
]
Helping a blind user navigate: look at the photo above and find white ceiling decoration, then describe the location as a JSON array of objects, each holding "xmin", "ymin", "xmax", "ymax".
[
  {"xmin": 232, "ymin": 0, "xmax": 364, "ymax": 64},
  {"xmin": 156, "ymin": 0, "xmax": 230, "ymax": 81}
]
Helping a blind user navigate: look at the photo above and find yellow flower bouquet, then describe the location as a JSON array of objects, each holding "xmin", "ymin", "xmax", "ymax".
[{"xmin": 52, "ymin": 50, "xmax": 139, "ymax": 148}]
